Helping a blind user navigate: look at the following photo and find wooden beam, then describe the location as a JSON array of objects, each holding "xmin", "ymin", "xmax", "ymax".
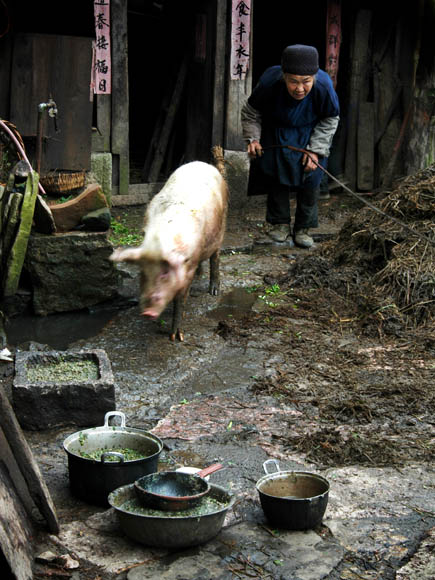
[
  {"xmin": 224, "ymin": 0, "xmax": 253, "ymax": 150},
  {"xmin": 357, "ymin": 102, "xmax": 375, "ymax": 190},
  {"xmin": 111, "ymin": 0, "xmax": 130, "ymax": 194},
  {"xmin": 344, "ymin": 9, "xmax": 372, "ymax": 190},
  {"xmin": 211, "ymin": 0, "xmax": 227, "ymax": 147},
  {"xmin": 0, "ymin": 385, "xmax": 59, "ymax": 534},
  {"xmin": 92, "ymin": 94, "xmax": 112, "ymax": 153},
  {"xmin": 0, "ymin": 461, "xmax": 34, "ymax": 580}
]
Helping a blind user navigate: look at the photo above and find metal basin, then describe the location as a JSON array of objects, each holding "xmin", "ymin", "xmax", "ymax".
[{"xmin": 108, "ymin": 482, "xmax": 235, "ymax": 549}]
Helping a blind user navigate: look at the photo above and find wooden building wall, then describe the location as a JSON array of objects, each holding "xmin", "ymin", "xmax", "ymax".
[{"xmin": 1, "ymin": 0, "xmax": 435, "ymax": 197}]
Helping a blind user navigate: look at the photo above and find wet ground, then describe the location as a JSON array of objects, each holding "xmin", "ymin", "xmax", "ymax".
[{"xmin": 2, "ymin": 192, "xmax": 435, "ymax": 579}]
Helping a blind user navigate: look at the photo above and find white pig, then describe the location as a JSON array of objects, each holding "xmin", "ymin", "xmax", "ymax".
[{"xmin": 110, "ymin": 161, "xmax": 229, "ymax": 341}]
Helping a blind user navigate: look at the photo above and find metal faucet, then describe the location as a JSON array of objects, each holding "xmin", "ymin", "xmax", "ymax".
[{"xmin": 35, "ymin": 98, "xmax": 58, "ymax": 174}]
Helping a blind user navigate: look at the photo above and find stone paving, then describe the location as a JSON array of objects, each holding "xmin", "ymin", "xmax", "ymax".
[{"xmin": 7, "ymin": 195, "xmax": 435, "ymax": 579}]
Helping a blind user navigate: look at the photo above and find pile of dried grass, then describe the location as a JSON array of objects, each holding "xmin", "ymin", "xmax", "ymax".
[{"xmin": 322, "ymin": 164, "xmax": 435, "ymax": 327}]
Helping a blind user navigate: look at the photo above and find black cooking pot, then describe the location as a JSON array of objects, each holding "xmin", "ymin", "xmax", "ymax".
[
  {"xmin": 63, "ymin": 411, "xmax": 163, "ymax": 506},
  {"xmin": 256, "ymin": 459, "xmax": 330, "ymax": 530}
]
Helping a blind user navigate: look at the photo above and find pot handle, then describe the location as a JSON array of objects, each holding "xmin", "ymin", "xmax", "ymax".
[
  {"xmin": 101, "ymin": 452, "xmax": 125, "ymax": 463},
  {"xmin": 197, "ymin": 463, "xmax": 224, "ymax": 479},
  {"xmin": 104, "ymin": 411, "xmax": 126, "ymax": 428},
  {"xmin": 263, "ymin": 459, "xmax": 281, "ymax": 475}
]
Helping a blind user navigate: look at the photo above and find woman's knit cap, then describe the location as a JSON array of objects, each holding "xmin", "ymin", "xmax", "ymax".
[{"xmin": 281, "ymin": 44, "xmax": 319, "ymax": 75}]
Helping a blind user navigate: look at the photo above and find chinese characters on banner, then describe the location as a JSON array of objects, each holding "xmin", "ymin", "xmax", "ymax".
[
  {"xmin": 230, "ymin": 0, "xmax": 251, "ymax": 80},
  {"xmin": 326, "ymin": 0, "xmax": 341, "ymax": 88},
  {"xmin": 93, "ymin": 0, "xmax": 111, "ymax": 94}
]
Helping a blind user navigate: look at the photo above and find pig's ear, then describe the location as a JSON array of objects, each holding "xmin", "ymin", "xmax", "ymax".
[{"xmin": 110, "ymin": 247, "xmax": 144, "ymax": 263}]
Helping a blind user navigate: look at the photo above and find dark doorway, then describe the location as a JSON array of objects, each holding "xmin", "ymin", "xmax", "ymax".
[
  {"xmin": 127, "ymin": 0, "xmax": 197, "ymax": 184},
  {"xmin": 251, "ymin": 0, "xmax": 328, "ymax": 87}
]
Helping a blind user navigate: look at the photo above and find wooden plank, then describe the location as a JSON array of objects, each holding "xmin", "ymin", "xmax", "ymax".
[
  {"xmin": 3, "ymin": 173, "xmax": 38, "ymax": 297},
  {"xmin": 92, "ymin": 95, "xmax": 112, "ymax": 153},
  {"xmin": 0, "ymin": 385, "xmax": 59, "ymax": 534},
  {"xmin": 141, "ymin": 89, "xmax": 172, "ymax": 181},
  {"xmin": 357, "ymin": 102, "xmax": 375, "ymax": 190},
  {"xmin": 1, "ymin": 192, "xmax": 22, "ymax": 261},
  {"xmin": 0, "ymin": 34, "xmax": 12, "ymax": 118},
  {"xmin": 0, "ymin": 461, "xmax": 34, "ymax": 580},
  {"xmin": 184, "ymin": 1, "xmax": 216, "ymax": 164},
  {"xmin": 111, "ymin": 0, "xmax": 130, "ymax": 194},
  {"xmin": 49, "ymin": 35, "xmax": 93, "ymax": 171},
  {"xmin": 211, "ymin": 0, "xmax": 228, "ymax": 147},
  {"xmin": 148, "ymin": 55, "xmax": 188, "ymax": 182},
  {"xmin": 343, "ymin": 9, "xmax": 372, "ymax": 190}
]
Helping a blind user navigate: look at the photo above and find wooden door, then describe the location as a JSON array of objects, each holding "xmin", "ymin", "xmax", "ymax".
[{"xmin": 10, "ymin": 33, "xmax": 93, "ymax": 173}]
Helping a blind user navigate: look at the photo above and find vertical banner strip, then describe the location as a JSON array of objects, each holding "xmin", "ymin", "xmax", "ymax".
[
  {"xmin": 326, "ymin": 0, "xmax": 341, "ymax": 88},
  {"xmin": 93, "ymin": 0, "xmax": 112, "ymax": 94},
  {"xmin": 230, "ymin": 0, "xmax": 251, "ymax": 80}
]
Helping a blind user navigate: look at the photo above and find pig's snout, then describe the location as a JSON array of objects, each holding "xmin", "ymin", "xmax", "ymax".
[
  {"xmin": 142, "ymin": 308, "xmax": 159, "ymax": 319},
  {"xmin": 140, "ymin": 291, "xmax": 167, "ymax": 319}
]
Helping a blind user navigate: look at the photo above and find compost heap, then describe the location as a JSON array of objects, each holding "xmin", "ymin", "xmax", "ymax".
[{"xmin": 286, "ymin": 163, "xmax": 435, "ymax": 335}]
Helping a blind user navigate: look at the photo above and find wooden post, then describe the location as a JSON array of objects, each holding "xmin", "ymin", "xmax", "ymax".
[
  {"xmin": 2, "ymin": 170, "xmax": 38, "ymax": 298},
  {"xmin": 0, "ymin": 385, "xmax": 59, "ymax": 534},
  {"xmin": 0, "ymin": 461, "xmax": 34, "ymax": 580},
  {"xmin": 344, "ymin": 9, "xmax": 372, "ymax": 190},
  {"xmin": 211, "ymin": 0, "xmax": 228, "ymax": 148},
  {"xmin": 224, "ymin": 0, "xmax": 253, "ymax": 151},
  {"xmin": 111, "ymin": 0, "xmax": 130, "ymax": 194},
  {"xmin": 357, "ymin": 102, "xmax": 375, "ymax": 190}
]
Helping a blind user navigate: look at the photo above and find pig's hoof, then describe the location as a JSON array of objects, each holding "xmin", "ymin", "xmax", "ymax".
[
  {"xmin": 169, "ymin": 329, "xmax": 184, "ymax": 342},
  {"xmin": 209, "ymin": 284, "xmax": 220, "ymax": 296}
]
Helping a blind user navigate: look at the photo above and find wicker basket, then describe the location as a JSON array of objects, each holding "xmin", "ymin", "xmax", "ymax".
[{"xmin": 40, "ymin": 170, "xmax": 86, "ymax": 195}]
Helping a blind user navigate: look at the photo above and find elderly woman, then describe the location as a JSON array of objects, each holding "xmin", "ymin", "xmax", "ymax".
[{"xmin": 241, "ymin": 44, "xmax": 340, "ymax": 247}]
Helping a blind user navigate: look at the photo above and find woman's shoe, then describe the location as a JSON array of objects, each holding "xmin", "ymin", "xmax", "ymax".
[{"xmin": 268, "ymin": 224, "xmax": 290, "ymax": 242}]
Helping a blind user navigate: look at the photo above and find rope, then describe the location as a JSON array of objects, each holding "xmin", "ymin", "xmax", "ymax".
[
  {"xmin": 0, "ymin": 119, "xmax": 46, "ymax": 195},
  {"xmin": 261, "ymin": 144, "xmax": 435, "ymax": 247}
]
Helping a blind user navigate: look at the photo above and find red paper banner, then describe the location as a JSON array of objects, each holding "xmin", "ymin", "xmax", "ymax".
[
  {"xmin": 93, "ymin": 0, "xmax": 111, "ymax": 94},
  {"xmin": 231, "ymin": 0, "xmax": 251, "ymax": 80},
  {"xmin": 326, "ymin": 0, "xmax": 341, "ymax": 88}
]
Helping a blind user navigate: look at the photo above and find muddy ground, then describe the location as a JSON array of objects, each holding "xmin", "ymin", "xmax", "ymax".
[{"xmin": 2, "ymin": 187, "xmax": 435, "ymax": 579}]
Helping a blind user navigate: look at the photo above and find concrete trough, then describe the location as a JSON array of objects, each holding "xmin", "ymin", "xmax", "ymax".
[{"xmin": 13, "ymin": 349, "xmax": 115, "ymax": 430}]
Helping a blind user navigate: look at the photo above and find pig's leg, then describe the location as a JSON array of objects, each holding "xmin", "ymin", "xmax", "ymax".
[
  {"xmin": 209, "ymin": 250, "xmax": 220, "ymax": 296},
  {"xmin": 170, "ymin": 288, "xmax": 190, "ymax": 342}
]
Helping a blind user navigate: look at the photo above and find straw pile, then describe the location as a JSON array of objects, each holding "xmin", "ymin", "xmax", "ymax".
[{"xmin": 323, "ymin": 164, "xmax": 435, "ymax": 328}]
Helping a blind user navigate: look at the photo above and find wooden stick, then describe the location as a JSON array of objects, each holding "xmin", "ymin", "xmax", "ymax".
[{"xmin": 0, "ymin": 385, "xmax": 59, "ymax": 534}]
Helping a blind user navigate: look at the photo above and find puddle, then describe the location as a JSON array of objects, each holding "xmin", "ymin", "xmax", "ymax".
[
  {"xmin": 206, "ymin": 287, "xmax": 258, "ymax": 321},
  {"xmin": 5, "ymin": 309, "xmax": 117, "ymax": 350},
  {"xmin": 168, "ymin": 449, "xmax": 209, "ymax": 469}
]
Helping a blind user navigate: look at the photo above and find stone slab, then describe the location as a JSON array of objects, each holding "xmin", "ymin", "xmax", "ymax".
[
  {"xmin": 24, "ymin": 230, "xmax": 120, "ymax": 315},
  {"xmin": 12, "ymin": 349, "xmax": 115, "ymax": 430},
  {"xmin": 223, "ymin": 149, "xmax": 250, "ymax": 210},
  {"xmin": 90, "ymin": 152, "xmax": 112, "ymax": 206}
]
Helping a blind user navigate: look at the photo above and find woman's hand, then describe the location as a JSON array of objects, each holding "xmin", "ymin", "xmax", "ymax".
[
  {"xmin": 302, "ymin": 150, "xmax": 318, "ymax": 172},
  {"xmin": 247, "ymin": 140, "xmax": 263, "ymax": 158}
]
